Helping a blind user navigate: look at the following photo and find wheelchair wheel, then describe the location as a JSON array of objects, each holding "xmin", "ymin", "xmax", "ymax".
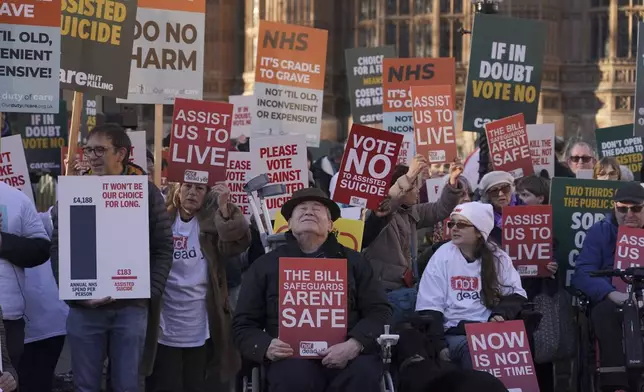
[
  {"xmin": 382, "ymin": 371, "xmax": 395, "ymax": 392},
  {"xmin": 252, "ymin": 367, "xmax": 261, "ymax": 392}
]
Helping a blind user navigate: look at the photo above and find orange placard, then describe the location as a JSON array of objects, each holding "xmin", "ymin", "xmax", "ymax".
[
  {"xmin": 255, "ymin": 20, "xmax": 328, "ymax": 90},
  {"xmin": 383, "ymin": 58, "xmax": 456, "ymax": 113},
  {"xmin": 411, "ymin": 84, "xmax": 457, "ymax": 164},
  {"xmin": 0, "ymin": 0, "xmax": 60, "ymax": 27},
  {"xmin": 137, "ymin": 0, "xmax": 205, "ymax": 13}
]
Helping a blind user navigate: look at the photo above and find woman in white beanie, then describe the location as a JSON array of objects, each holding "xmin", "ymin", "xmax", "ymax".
[
  {"xmin": 478, "ymin": 171, "xmax": 522, "ymax": 245},
  {"xmin": 415, "ymin": 202, "xmax": 527, "ymax": 370}
]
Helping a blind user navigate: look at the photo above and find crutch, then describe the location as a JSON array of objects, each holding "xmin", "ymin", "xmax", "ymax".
[
  {"xmin": 244, "ymin": 174, "xmax": 271, "ymax": 253},
  {"xmin": 257, "ymin": 183, "xmax": 288, "ymax": 251}
]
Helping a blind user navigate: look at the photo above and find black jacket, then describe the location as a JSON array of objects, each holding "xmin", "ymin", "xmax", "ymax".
[
  {"xmin": 51, "ymin": 179, "xmax": 173, "ymax": 304},
  {"xmin": 232, "ymin": 232, "xmax": 392, "ymax": 363}
]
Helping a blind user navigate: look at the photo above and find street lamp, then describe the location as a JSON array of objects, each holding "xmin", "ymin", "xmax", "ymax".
[{"xmin": 471, "ymin": 0, "xmax": 502, "ymax": 183}]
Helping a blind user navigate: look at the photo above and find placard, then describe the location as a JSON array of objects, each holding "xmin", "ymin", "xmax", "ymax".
[
  {"xmin": 502, "ymin": 205, "xmax": 553, "ymax": 277},
  {"xmin": 279, "ymin": 257, "xmax": 348, "ymax": 358},
  {"xmin": 229, "ymin": 94, "xmax": 254, "ymax": 139},
  {"xmin": 0, "ymin": 134, "xmax": 33, "ymax": 203},
  {"xmin": 551, "ymin": 178, "xmax": 623, "ymax": 289},
  {"xmin": 332, "ymin": 124, "xmax": 403, "ymax": 209},
  {"xmin": 226, "ymin": 152, "xmax": 251, "ymax": 222},
  {"xmin": 57, "ymin": 176, "xmax": 150, "ymax": 300},
  {"xmin": 0, "ymin": 0, "xmax": 61, "ymax": 113},
  {"xmin": 168, "ymin": 98, "xmax": 232, "ymax": 186},
  {"xmin": 250, "ymin": 135, "xmax": 307, "ymax": 218},
  {"xmin": 425, "ymin": 177, "xmax": 446, "ymax": 203},
  {"xmin": 252, "ymin": 21, "xmax": 328, "ymax": 147},
  {"xmin": 14, "ymin": 100, "xmax": 67, "ymax": 175},
  {"xmin": 526, "ymin": 124, "xmax": 555, "ymax": 178},
  {"xmin": 60, "ymin": 0, "xmax": 138, "ymax": 98},
  {"xmin": 345, "ymin": 46, "xmax": 396, "ymax": 126},
  {"xmin": 466, "ymin": 320, "xmax": 539, "ymax": 392},
  {"xmin": 411, "ymin": 84, "xmax": 457, "ymax": 164},
  {"xmin": 117, "ymin": 0, "xmax": 205, "ymax": 104},
  {"xmin": 382, "ymin": 58, "xmax": 455, "ymax": 165},
  {"xmin": 595, "ymin": 124, "xmax": 643, "ymax": 181},
  {"xmin": 613, "ymin": 226, "xmax": 644, "ymax": 292},
  {"xmin": 485, "ymin": 113, "xmax": 533, "ymax": 179},
  {"xmin": 462, "ymin": 14, "xmax": 546, "ymax": 133},
  {"xmin": 126, "ymin": 130, "xmax": 147, "ymax": 170}
]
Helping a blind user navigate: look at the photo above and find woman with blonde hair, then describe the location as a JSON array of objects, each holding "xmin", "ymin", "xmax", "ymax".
[
  {"xmin": 146, "ymin": 182, "xmax": 251, "ymax": 392},
  {"xmin": 593, "ymin": 157, "xmax": 621, "ymax": 181}
]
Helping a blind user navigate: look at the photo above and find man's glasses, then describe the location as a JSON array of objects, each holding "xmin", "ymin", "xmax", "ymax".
[
  {"xmin": 487, "ymin": 184, "xmax": 511, "ymax": 196},
  {"xmin": 569, "ymin": 155, "xmax": 593, "ymax": 163},
  {"xmin": 616, "ymin": 205, "xmax": 644, "ymax": 214},
  {"xmin": 83, "ymin": 146, "xmax": 110, "ymax": 158},
  {"xmin": 447, "ymin": 220, "xmax": 474, "ymax": 230}
]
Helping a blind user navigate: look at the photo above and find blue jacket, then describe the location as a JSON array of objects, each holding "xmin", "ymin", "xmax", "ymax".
[{"xmin": 571, "ymin": 213, "xmax": 618, "ymax": 303}]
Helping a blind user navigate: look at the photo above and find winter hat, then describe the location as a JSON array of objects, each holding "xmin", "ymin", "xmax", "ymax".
[
  {"xmin": 478, "ymin": 170, "xmax": 514, "ymax": 195},
  {"xmin": 450, "ymin": 202, "xmax": 494, "ymax": 241}
]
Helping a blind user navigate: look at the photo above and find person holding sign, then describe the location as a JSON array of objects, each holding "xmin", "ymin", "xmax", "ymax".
[
  {"xmin": 51, "ymin": 124, "xmax": 173, "ymax": 392},
  {"xmin": 573, "ymin": 182, "xmax": 644, "ymax": 390},
  {"xmin": 415, "ymin": 202, "xmax": 527, "ymax": 370},
  {"xmin": 232, "ymin": 188, "xmax": 391, "ymax": 392},
  {"xmin": 147, "ymin": 182, "xmax": 250, "ymax": 391}
]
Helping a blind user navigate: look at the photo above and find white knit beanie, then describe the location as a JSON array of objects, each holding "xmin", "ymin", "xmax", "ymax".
[
  {"xmin": 478, "ymin": 171, "xmax": 514, "ymax": 195},
  {"xmin": 450, "ymin": 202, "xmax": 495, "ymax": 241}
]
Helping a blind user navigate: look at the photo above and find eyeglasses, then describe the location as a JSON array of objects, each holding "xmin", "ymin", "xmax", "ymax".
[
  {"xmin": 569, "ymin": 156, "xmax": 593, "ymax": 163},
  {"xmin": 487, "ymin": 184, "xmax": 511, "ymax": 196},
  {"xmin": 83, "ymin": 146, "xmax": 110, "ymax": 158},
  {"xmin": 447, "ymin": 220, "xmax": 474, "ymax": 230},
  {"xmin": 616, "ymin": 205, "xmax": 644, "ymax": 214}
]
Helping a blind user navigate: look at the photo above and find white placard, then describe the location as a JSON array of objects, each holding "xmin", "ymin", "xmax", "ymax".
[
  {"xmin": 251, "ymin": 135, "xmax": 308, "ymax": 218},
  {"xmin": 229, "ymin": 95, "xmax": 254, "ymax": 139},
  {"xmin": 58, "ymin": 176, "xmax": 150, "ymax": 300},
  {"xmin": 127, "ymin": 131, "xmax": 148, "ymax": 170},
  {"xmin": 0, "ymin": 135, "xmax": 34, "ymax": 204},
  {"xmin": 340, "ymin": 207, "xmax": 362, "ymax": 220},
  {"xmin": 227, "ymin": 152, "xmax": 252, "ymax": 223},
  {"xmin": 425, "ymin": 177, "xmax": 446, "ymax": 203},
  {"xmin": 526, "ymin": 124, "xmax": 555, "ymax": 178}
]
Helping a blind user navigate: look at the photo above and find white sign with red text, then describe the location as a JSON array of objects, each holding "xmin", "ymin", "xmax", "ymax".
[
  {"xmin": 425, "ymin": 177, "xmax": 446, "ymax": 203},
  {"xmin": 526, "ymin": 124, "xmax": 555, "ymax": 178},
  {"xmin": 251, "ymin": 135, "xmax": 308, "ymax": 218},
  {"xmin": 226, "ymin": 152, "xmax": 252, "ymax": 222},
  {"xmin": 126, "ymin": 131, "xmax": 147, "ymax": 170},
  {"xmin": 57, "ymin": 176, "xmax": 150, "ymax": 300},
  {"xmin": 0, "ymin": 135, "xmax": 34, "ymax": 203},
  {"xmin": 229, "ymin": 95, "xmax": 254, "ymax": 139}
]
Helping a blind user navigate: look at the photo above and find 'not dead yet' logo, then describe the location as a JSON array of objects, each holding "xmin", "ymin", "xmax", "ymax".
[{"xmin": 451, "ymin": 276, "xmax": 481, "ymax": 301}]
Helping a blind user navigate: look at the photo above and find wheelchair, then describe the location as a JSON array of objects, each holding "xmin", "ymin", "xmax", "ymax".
[
  {"xmin": 240, "ymin": 325, "xmax": 399, "ymax": 392},
  {"xmin": 576, "ymin": 267, "xmax": 644, "ymax": 392}
]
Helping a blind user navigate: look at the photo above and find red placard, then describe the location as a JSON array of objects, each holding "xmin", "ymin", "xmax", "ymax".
[
  {"xmin": 502, "ymin": 205, "xmax": 553, "ymax": 277},
  {"xmin": 466, "ymin": 320, "xmax": 539, "ymax": 392},
  {"xmin": 168, "ymin": 98, "xmax": 233, "ymax": 186},
  {"xmin": 411, "ymin": 84, "xmax": 456, "ymax": 164},
  {"xmin": 333, "ymin": 124, "xmax": 403, "ymax": 209},
  {"xmin": 279, "ymin": 257, "xmax": 348, "ymax": 358},
  {"xmin": 613, "ymin": 226, "xmax": 644, "ymax": 292},
  {"xmin": 484, "ymin": 113, "xmax": 534, "ymax": 179}
]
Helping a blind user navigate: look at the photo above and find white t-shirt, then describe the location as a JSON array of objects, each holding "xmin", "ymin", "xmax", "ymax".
[
  {"xmin": 23, "ymin": 211, "xmax": 69, "ymax": 343},
  {"xmin": 415, "ymin": 241, "xmax": 526, "ymax": 329},
  {"xmin": 159, "ymin": 215, "xmax": 210, "ymax": 347},
  {"xmin": 0, "ymin": 182, "xmax": 50, "ymax": 320}
]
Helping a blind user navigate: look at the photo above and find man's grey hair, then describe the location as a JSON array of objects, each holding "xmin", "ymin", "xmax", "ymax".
[
  {"xmin": 620, "ymin": 165, "xmax": 635, "ymax": 181},
  {"xmin": 566, "ymin": 141, "xmax": 597, "ymax": 159}
]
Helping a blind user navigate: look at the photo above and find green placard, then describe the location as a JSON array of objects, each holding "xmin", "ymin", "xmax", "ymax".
[
  {"xmin": 595, "ymin": 123, "xmax": 642, "ymax": 181},
  {"xmin": 551, "ymin": 178, "xmax": 625, "ymax": 292}
]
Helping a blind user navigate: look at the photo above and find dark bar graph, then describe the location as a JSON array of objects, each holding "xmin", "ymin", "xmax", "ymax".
[{"xmin": 70, "ymin": 205, "xmax": 97, "ymax": 280}]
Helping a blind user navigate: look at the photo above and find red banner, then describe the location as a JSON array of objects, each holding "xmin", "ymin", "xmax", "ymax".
[
  {"xmin": 466, "ymin": 320, "xmax": 539, "ymax": 392},
  {"xmin": 168, "ymin": 98, "xmax": 233, "ymax": 186},
  {"xmin": 502, "ymin": 205, "xmax": 553, "ymax": 277},
  {"xmin": 484, "ymin": 113, "xmax": 534, "ymax": 179},
  {"xmin": 279, "ymin": 257, "xmax": 348, "ymax": 358},
  {"xmin": 333, "ymin": 124, "xmax": 403, "ymax": 209},
  {"xmin": 613, "ymin": 226, "xmax": 644, "ymax": 292},
  {"xmin": 411, "ymin": 84, "xmax": 456, "ymax": 164}
]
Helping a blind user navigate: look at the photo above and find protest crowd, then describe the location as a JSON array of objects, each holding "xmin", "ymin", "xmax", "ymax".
[{"xmin": 6, "ymin": 1, "xmax": 644, "ymax": 392}]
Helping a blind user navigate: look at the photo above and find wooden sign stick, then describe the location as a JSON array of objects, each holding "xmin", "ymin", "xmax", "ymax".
[
  {"xmin": 153, "ymin": 104, "xmax": 163, "ymax": 187},
  {"xmin": 65, "ymin": 91, "xmax": 84, "ymax": 176}
]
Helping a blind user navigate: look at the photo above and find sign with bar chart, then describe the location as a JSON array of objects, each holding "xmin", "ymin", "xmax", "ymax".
[{"xmin": 57, "ymin": 176, "xmax": 150, "ymax": 300}]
